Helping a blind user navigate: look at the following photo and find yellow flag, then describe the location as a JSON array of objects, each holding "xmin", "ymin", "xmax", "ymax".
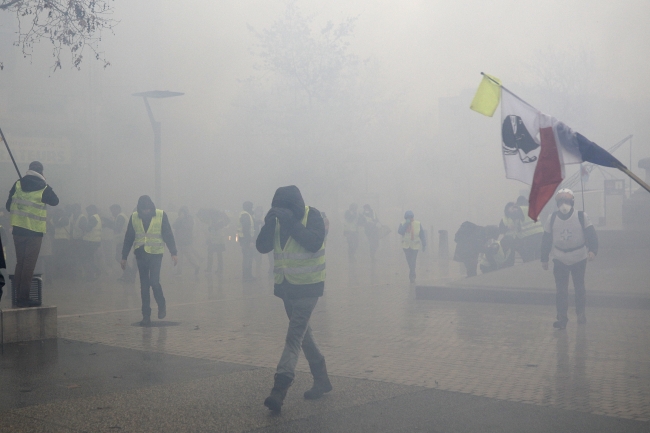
[{"xmin": 470, "ymin": 74, "xmax": 501, "ymax": 117}]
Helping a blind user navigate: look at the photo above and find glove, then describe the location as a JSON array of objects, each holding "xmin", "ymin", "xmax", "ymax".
[
  {"xmin": 264, "ymin": 209, "xmax": 278, "ymax": 224},
  {"xmin": 273, "ymin": 208, "xmax": 295, "ymax": 225}
]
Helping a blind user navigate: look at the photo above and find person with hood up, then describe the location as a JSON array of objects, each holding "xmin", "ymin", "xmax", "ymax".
[
  {"xmin": 121, "ymin": 195, "xmax": 177, "ymax": 326},
  {"xmin": 397, "ymin": 210, "xmax": 426, "ymax": 284},
  {"xmin": 256, "ymin": 185, "xmax": 330, "ymax": 413},
  {"xmin": 5, "ymin": 161, "xmax": 59, "ymax": 307}
]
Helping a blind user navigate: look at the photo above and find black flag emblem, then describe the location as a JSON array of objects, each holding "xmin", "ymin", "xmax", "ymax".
[{"xmin": 502, "ymin": 115, "xmax": 539, "ymax": 163}]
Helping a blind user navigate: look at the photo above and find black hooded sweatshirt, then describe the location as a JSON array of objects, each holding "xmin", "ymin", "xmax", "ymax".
[
  {"xmin": 256, "ymin": 185, "xmax": 326, "ymax": 299},
  {"xmin": 6, "ymin": 174, "xmax": 59, "ymax": 237},
  {"xmin": 122, "ymin": 195, "xmax": 177, "ymax": 259}
]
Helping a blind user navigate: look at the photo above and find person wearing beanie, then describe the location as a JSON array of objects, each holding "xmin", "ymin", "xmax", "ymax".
[
  {"xmin": 397, "ymin": 210, "xmax": 427, "ymax": 284},
  {"xmin": 237, "ymin": 201, "xmax": 255, "ymax": 281},
  {"xmin": 256, "ymin": 185, "xmax": 330, "ymax": 413},
  {"xmin": 121, "ymin": 195, "xmax": 177, "ymax": 326},
  {"xmin": 5, "ymin": 161, "xmax": 59, "ymax": 307}
]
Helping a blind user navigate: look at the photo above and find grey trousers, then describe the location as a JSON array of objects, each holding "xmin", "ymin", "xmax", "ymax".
[{"xmin": 276, "ymin": 296, "xmax": 324, "ymax": 380}]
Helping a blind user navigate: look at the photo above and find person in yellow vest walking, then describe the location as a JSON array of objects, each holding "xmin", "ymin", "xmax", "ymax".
[
  {"xmin": 238, "ymin": 201, "xmax": 256, "ymax": 281},
  {"xmin": 5, "ymin": 161, "xmax": 59, "ymax": 307},
  {"xmin": 121, "ymin": 195, "xmax": 177, "ymax": 326},
  {"xmin": 397, "ymin": 211, "xmax": 427, "ymax": 284},
  {"xmin": 256, "ymin": 185, "xmax": 329, "ymax": 413},
  {"xmin": 77, "ymin": 205, "xmax": 102, "ymax": 281}
]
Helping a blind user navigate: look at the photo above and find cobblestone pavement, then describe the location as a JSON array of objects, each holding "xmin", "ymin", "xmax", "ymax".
[{"xmin": 53, "ymin": 257, "xmax": 650, "ymax": 423}]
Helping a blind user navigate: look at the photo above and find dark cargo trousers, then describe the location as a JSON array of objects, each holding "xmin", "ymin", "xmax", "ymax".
[
  {"xmin": 12, "ymin": 235, "xmax": 43, "ymax": 303},
  {"xmin": 135, "ymin": 251, "xmax": 165, "ymax": 319},
  {"xmin": 553, "ymin": 258, "xmax": 587, "ymax": 323},
  {"xmin": 403, "ymin": 248, "xmax": 418, "ymax": 282},
  {"xmin": 276, "ymin": 296, "xmax": 324, "ymax": 380}
]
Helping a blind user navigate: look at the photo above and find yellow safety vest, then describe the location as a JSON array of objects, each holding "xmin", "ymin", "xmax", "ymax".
[
  {"xmin": 132, "ymin": 209, "xmax": 164, "ymax": 254},
  {"xmin": 401, "ymin": 220, "xmax": 422, "ymax": 250},
  {"xmin": 480, "ymin": 240, "xmax": 510, "ymax": 268},
  {"xmin": 54, "ymin": 218, "xmax": 72, "ymax": 240},
  {"xmin": 237, "ymin": 211, "xmax": 254, "ymax": 239},
  {"xmin": 83, "ymin": 214, "xmax": 103, "ymax": 242},
  {"xmin": 518, "ymin": 206, "xmax": 544, "ymax": 238},
  {"xmin": 72, "ymin": 214, "xmax": 85, "ymax": 240},
  {"xmin": 343, "ymin": 212, "xmax": 359, "ymax": 234},
  {"xmin": 9, "ymin": 181, "xmax": 47, "ymax": 233},
  {"xmin": 115, "ymin": 213, "xmax": 128, "ymax": 237},
  {"xmin": 274, "ymin": 206, "xmax": 326, "ymax": 285}
]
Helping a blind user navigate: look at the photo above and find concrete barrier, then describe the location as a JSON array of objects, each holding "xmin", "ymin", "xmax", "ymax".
[{"xmin": 0, "ymin": 306, "xmax": 57, "ymax": 344}]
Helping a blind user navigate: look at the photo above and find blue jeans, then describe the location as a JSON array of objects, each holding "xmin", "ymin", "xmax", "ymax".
[{"xmin": 276, "ymin": 296, "xmax": 324, "ymax": 379}]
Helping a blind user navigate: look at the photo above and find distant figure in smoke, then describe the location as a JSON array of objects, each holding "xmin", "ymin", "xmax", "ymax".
[
  {"xmin": 256, "ymin": 185, "xmax": 331, "ymax": 413},
  {"xmin": 238, "ymin": 201, "xmax": 255, "ymax": 282},
  {"xmin": 541, "ymin": 189, "xmax": 598, "ymax": 330},
  {"xmin": 79, "ymin": 205, "xmax": 102, "ymax": 282},
  {"xmin": 361, "ymin": 204, "xmax": 380, "ymax": 263},
  {"xmin": 173, "ymin": 206, "xmax": 201, "ymax": 279},
  {"xmin": 343, "ymin": 203, "xmax": 361, "ymax": 263},
  {"xmin": 479, "ymin": 225, "xmax": 513, "ymax": 274},
  {"xmin": 253, "ymin": 205, "xmax": 265, "ymax": 276},
  {"xmin": 453, "ymin": 221, "xmax": 486, "ymax": 277},
  {"xmin": 198, "ymin": 209, "xmax": 229, "ymax": 275},
  {"xmin": 5, "ymin": 161, "xmax": 59, "ymax": 307},
  {"xmin": 122, "ymin": 195, "xmax": 177, "ymax": 327},
  {"xmin": 103, "ymin": 204, "xmax": 136, "ymax": 283},
  {"xmin": 51, "ymin": 204, "xmax": 73, "ymax": 277},
  {"xmin": 398, "ymin": 210, "xmax": 426, "ymax": 284}
]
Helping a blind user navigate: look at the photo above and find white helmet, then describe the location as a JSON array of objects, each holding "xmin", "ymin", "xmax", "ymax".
[{"xmin": 556, "ymin": 188, "xmax": 574, "ymax": 207}]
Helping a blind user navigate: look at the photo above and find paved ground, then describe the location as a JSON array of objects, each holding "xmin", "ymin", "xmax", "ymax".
[{"xmin": 1, "ymin": 235, "xmax": 649, "ymax": 432}]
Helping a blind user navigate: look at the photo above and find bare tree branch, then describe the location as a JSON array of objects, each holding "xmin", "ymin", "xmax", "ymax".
[{"xmin": 1, "ymin": 0, "xmax": 118, "ymax": 71}]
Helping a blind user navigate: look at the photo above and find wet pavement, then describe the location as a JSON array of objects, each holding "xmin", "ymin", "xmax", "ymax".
[{"xmin": 1, "ymin": 238, "xmax": 649, "ymax": 432}]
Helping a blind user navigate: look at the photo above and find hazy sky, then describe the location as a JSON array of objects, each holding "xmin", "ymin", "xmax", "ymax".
[{"xmin": 2, "ymin": 0, "xmax": 649, "ymax": 231}]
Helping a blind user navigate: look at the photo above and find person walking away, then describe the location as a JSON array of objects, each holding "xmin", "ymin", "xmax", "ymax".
[
  {"xmin": 398, "ymin": 210, "xmax": 426, "ymax": 284},
  {"xmin": 479, "ymin": 225, "xmax": 514, "ymax": 274},
  {"xmin": 541, "ymin": 189, "xmax": 598, "ymax": 330},
  {"xmin": 172, "ymin": 206, "xmax": 200, "ymax": 279},
  {"xmin": 104, "ymin": 204, "xmax": 136, "ymax": 283},
  {"xmin": 121, "ymin": 195, "xmax": 177, "ymax": 326},
  {"xmin": 343, "ymin": 203, "xmax": 361, "ymax": 263},
  {"xmin": 79, "ymin": 205, "xmax": 102, "ymax": 282},
  {"xmin": 5, "ymin": 161, "xmax": 59, "ymax": 307},
  {"xmin": 238, "ymin": 201, "xmax": 255, "ymax": 281},
  {"xmin": 361, "ymin": 204, "xmax": 380, "ymax": 263},
  {"xmin": 256, "ymin": 185, "xmax": 330, "ymax": 413}
]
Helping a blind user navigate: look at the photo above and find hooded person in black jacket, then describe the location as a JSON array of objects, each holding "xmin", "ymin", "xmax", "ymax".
[
  {"xmin": 5, "ymin": 161, "xmax": 59, "ymax": 307},
  {"xmin": 256, "ymin": 185, "xmax": 331, "ymax": 412},
  {"xmin": 121, "ymin": 195, "xmax": 177, "ymax": 326}
]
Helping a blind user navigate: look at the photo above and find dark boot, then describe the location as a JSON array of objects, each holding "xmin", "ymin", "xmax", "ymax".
[
  {"xmin": 264, "ymin": 373, "xmax": 293, "ymax": 412},
  {"xmin": 304, "ymin": 358, "xmax": 333, "ymax": 400}
]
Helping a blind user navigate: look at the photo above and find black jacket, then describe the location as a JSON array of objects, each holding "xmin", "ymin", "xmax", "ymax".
[
  {"xmin": 256, "ymin": 185, "xmax": 326, "ymax": 299},
  {"xmin": 6, "ymin": 174, "xmax": 59, "ymax": 237},
  {"xmin": 122, "ymin": 196, "xmax": 177, "ymax": 259}
]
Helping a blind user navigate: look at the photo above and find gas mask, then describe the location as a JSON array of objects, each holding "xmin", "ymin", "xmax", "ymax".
[{"xmin": 558, "ymin": 204, "xmax": 572, "ymax": 214}]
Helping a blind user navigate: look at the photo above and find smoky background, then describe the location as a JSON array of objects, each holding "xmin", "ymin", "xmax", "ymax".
[{"xmin": 1, "ymin": 0, "xmax": 649, "ymax": 239}]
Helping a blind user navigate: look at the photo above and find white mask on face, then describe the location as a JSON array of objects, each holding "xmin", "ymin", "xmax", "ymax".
[{"xmin": 559, "ymin": 204, "xmax": 572, "ymax": 214}]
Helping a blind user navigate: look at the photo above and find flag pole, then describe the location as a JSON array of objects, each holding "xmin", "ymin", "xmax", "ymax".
[
  {"xmin": 481, "ymin": 72, "xmax": 539, "ymax": 111},
  {"xmin": 579, "ymin": 164, "xmax": 586, "ymax": 211},
  {"xmin": 614, "ymin": 162, "xmax": 650, "ymax": 194},
  {"xmin": 0, "ymin": 127, "xmax": 22, "ymax": 179}
]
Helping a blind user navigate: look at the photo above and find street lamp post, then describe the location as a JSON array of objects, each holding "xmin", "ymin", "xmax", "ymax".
[{"xmin": 132, "ymin": 90, "xmax": 184, "ymax": 204}]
